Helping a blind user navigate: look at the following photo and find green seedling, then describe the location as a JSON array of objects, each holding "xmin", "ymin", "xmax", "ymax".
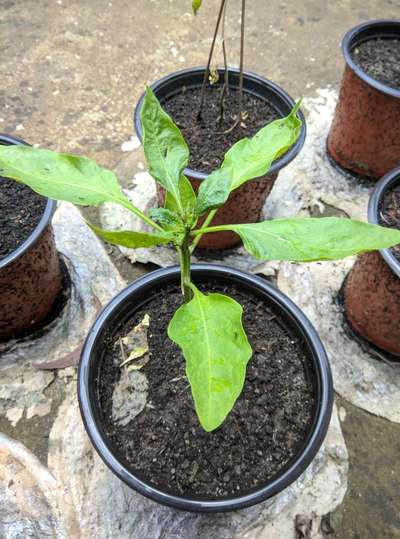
[{"xmin": 1, "ymin": 89, "xmax": 399, "ymax": 432}]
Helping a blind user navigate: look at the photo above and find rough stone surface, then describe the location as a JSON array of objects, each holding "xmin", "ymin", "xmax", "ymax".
[
  {"xmin": 0, "ymin": 432, "xmax": 73, "ymax": 538},
  {"xmin": 112, "ymin": 370, "xmax": 148, "ymax": 426},
  {"xmin": 0, "ymin": 367, "xmax": 54, "ymax": 427}
]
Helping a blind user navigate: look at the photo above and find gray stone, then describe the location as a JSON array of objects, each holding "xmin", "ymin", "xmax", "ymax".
[
  {"xmin": 0, "ymin": 432, "xmax": 72, "ymax": 538},
  {"xmin": 112, "ymin": 369, "xmax": 148, "ymax": 426},
  {"xmin": 0, "ymin": 366, "xmax": 54, "ymax": 427}
]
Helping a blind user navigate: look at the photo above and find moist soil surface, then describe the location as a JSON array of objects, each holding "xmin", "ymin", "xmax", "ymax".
[
  {"xmin": 379, "ymin": 183, "xmax": 400, "ymax": 262},
  {"xmin": 99, "ymin": 282, "xmax": 315, "ymax": 498},
  {"xmin": 163, "ymin": 86, "xmax": 281, "ymax": 174},
  {"xmin": 351, "ymin": 38, "xmax": 400, "ymax": 90},
  {"xmin": 0, "ymin": 177, "xmax": 47, "ymax": 260}
]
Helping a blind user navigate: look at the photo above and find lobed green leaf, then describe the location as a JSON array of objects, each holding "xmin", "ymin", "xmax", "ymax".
[
  {"xmin": 200, "ymin": 217, "xmax": 400, "ymax": 261},
  {"xmin": 88, "ymin": 223, "xmax": 173, "ymax": 248},
  {"xmin": 168, "ymin": 285, "xmax": 252, "ymax": 432},
  {"xmin": 141, "ymin": 88, "xmax": 190, "ymax": 217},
  {"xmin": 196, "ymin": 102, "xmax": 303, "ymax": 216},
  {"xmin": 0, "ymin": 145, "xmax": 134, "ymax": 210}
]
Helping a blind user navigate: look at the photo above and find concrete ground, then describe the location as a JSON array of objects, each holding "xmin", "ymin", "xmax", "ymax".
[{"xmin": 1, "ymin": 0, "xmax": 400, "ymax": 537}]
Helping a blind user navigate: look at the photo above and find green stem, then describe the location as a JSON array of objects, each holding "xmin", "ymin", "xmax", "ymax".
[
  {"xmin": 189, "ymin": 208, "xmax": 218, "ymax": 253},
  {"xmin": 178, "ymin": 237, "xmax": 193, "ymax": 303},
  {"xmin": 120, "ymin": 200, "xmax": 164, "ymax": 232},
  {"xmin": 191, "ymin": 223, "xmax": 226, "ymax": 236}
]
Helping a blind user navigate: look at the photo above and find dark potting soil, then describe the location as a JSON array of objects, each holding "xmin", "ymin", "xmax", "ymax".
[
  {"xmin": 98, "ymin": 282, "xmax": 315, "ymax": 498},
  {"xmin": 163, "ymin": 86, "xmax": 282, "ymax": 174},
  {"xmin": 0, "ymin": 177, "xmax": 47, "ymax": 260},
  {"xmin": 351, "ymin": 38, "xmax": 400, "ymax": 91},
  {"xmin": 379, "ymin": 183, "xmax": 400, "ymax": 262}
]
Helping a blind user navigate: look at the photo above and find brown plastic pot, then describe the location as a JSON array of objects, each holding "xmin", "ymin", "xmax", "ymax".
[
  {"xmin": 327, "ymin": 20, "xmax": 400, "ymax": 179},
  {"xmin": 134, "ymin": 67, "xmax": 306, "ymax": 250},
  {"xmin": 344, "ymin": 167, "xmax": 400, "ymax": 355},
  {"xmin": 0, "ymin": 135, "xmax": 63, "ymax": 341}
]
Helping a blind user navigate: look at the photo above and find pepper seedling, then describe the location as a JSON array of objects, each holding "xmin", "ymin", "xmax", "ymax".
[{"xmin": 1, "ymin": 89, "xmax": 400, "ymax": 432}]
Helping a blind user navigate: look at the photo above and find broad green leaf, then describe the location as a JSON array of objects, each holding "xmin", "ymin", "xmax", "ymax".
[
  {"xmin": 89, "ymin": 223, "xmax": 173, "ymax": 248},
  {"xmin": 196, "ymin": 102, "xmax": 302, "ymax": 215},
  {"xmin": 0, "ymin": 145, "xmax": 132, "ymax": 210},
  {"xmin": 192, "ymin": 0, "xmax": 202, "ymax": 14},
  {"xmin": 202, "ymin": 218, "xmax": 400, "ymax": 261},
  {"xmin": 141, "ymin": 87, "xmax": 189, "ymax": 216},
  {"xmin": 168, "ymin": 285, "xmax": 252, "ymax": 432}
]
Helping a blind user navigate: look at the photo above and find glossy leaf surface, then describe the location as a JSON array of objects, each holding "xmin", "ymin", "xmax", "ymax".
[
  {"xmin": 141, "ymin": 88, "xmax": 189, "ymax": 216},
  {"xmin": 89, "ymin": 223, "xmax": 173, "ymax": 248},
  {"xmin": 0, "ymin": 145, "xmax": 132, "ymax": 209},
  {"xmin": 196, "ymin": 103, "xmax": 302, "ymax": 215},
  {"xmin": 168, "ymin": 285, "xmax": 252, "ymax": 432},
  {"xmin": 205, "ymin": 218, "xmax": 400, "ymax": 261}
]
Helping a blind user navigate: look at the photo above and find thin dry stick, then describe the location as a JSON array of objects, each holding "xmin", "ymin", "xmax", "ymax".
[
  {"xmin": 223, "ymin": 0, "xmax": 246, "ymax": 134},
  {"xmin": 218, "ymin": 0, "xmax": 229, "ymax": 126},
  {"xmin": 238, "ymin": 0, "xmax": 246, "ymax": 120},
  {"xmin": 197, "ymin": 0, "xmax": 227, "ymax": 121}
]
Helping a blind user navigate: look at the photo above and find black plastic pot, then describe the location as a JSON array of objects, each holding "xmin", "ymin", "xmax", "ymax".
[
  {"xmin": 344, "ymin": 167, "xmax": 400, "ymax": 355},
  {"xmin": 0, "ymin": 134, "xmax": 63, "ymax": 341},
  {"xmin": 133, "ymin": 68, "xmax": 306, "ymax": 249},
  {"xmin": 78, "ymin": 265, "xmax": 333, "ymax": 513}
]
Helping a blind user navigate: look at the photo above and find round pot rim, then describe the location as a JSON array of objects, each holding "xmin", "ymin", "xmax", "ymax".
[
  {"xmin": 368, "ymin": 166, "xmax": 400, "ymax": 278},
  {"xmin": 342, "ymin": 19, "xmax": 400, "ymax": 99},
  {"xmin": 133, "ymin": 66, "xmax": 306, "ymax": 180},
  {"xmin": 78, "ymin": 264, "xmax": 333, "ymax": 513},
  {"xmin": 0, "ymin": 134, "xmax": 57, "ymax": 271}
]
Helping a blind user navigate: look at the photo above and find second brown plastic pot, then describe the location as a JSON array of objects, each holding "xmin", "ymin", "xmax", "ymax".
[
  {"xmin": 0, "ymin": 135, "xmax": 63, "ymax": 342},
  {"xmin": 327, "ymin": 20, "xmax": 400, "ymax": 179},
  {"xmin": 134, "ymin": 67, "xmax": 306, "ymax": 250},
  {"xmin": 344, "ymin": 167, "xmax": 400, "ymax": 355}
]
